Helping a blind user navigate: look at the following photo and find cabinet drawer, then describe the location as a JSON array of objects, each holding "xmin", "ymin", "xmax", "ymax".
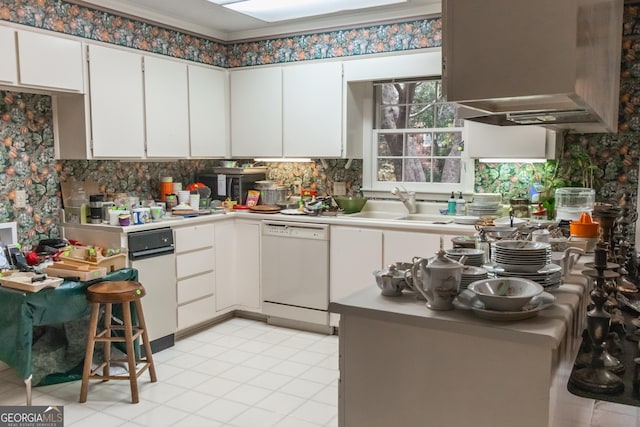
[
  {"xmin": 176, "ymin": 246, "xmax": 215, "ymax": 279},
  {"xmin": 178, "ymin": 271, "xmax": 215, "ymax": 305},
  {"xmin": 174, "ymin": 224, "xmax": 215, "ymax": 253},
  {"xmin": 177, "ymin": 295, "xmax": 215, "ymax": 331}
]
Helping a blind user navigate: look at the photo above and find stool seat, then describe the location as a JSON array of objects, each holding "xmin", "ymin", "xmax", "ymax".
[
  {"xmin": 87, "ymin": 280, "xmax": 146, "ymax": 303},
  {"xmin": 80, "ymin": 280, "xmax": 157, "ymax": 404}
]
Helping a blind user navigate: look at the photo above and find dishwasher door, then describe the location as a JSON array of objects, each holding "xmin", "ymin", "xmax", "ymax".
[{"xmin": 261, "ymin": 221, "xmax": 329, "ymax": 311}]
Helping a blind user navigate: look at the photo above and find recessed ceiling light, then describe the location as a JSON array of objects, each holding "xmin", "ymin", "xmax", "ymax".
[{"xmin": 207, "ymin": 0, "xmax": 406, "ymax": 23}]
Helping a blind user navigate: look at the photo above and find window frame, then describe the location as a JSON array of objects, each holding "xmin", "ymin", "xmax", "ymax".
[{"xmin": 362, "ymin": 78, "xmax": 474, "ymax": 198}]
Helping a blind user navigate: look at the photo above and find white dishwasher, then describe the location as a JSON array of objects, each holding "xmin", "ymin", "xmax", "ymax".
[{"xmin": 261, "ymin": 220, "xmax": 332, "ymax": 334}]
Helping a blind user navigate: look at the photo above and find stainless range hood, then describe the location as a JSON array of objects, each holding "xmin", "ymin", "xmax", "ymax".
[{"xmin": 442, "ymin": 0, "xmax": 623, "ymax": 133}]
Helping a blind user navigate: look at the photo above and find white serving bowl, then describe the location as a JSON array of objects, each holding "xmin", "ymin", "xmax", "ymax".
[{"xmin": 467, "ymin": 278, "xmax": 544, "ymax": 311}]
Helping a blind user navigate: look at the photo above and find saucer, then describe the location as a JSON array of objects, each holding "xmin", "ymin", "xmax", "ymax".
[{"xmin": 454, "ymin": 289, "xmax": 555, "ymax": 321}]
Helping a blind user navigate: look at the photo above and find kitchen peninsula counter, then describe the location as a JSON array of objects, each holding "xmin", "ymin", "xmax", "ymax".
[{"xmin": 329, "ymin": 272, "xmax": 590, "ymax": 427}]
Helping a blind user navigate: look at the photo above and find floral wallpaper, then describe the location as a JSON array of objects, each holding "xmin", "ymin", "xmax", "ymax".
[
  {"xmin": 0, "ymin": 91, "xmax": 60, "ymax": 248},
  {"xmin": 227, "ymin": 18, "xmax": 440, "ymax": 67}
]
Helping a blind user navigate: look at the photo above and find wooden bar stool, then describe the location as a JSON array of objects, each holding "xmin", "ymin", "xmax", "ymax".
[{"xmin": 79, "ymin": 281, "xmax": 157, "ymax": 404}]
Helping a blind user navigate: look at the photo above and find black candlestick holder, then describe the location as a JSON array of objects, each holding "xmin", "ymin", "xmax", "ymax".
[{"xmin": 570, "ymin": 246, "xmax": 624, "ymax": 394}]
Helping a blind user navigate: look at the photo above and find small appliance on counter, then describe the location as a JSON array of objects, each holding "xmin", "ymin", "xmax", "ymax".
[{"xmin": 197, "ymin": 167, "xmax": 267, "ymax": 205}]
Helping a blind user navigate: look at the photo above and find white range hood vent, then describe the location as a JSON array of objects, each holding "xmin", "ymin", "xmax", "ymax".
[{"xmin": 442, "ymin": 0, "xmax": 624, "ymax": 133}]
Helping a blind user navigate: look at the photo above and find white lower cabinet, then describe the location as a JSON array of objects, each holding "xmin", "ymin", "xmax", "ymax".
[
  {"xmin": 383, "ymin": 230, "xmax": 458, "ymax": 267},
  {"xmin": 174, "ymin": 223, "xmax": 216, "ymax": 331},
  {"xmin": 235, "ymin": 220, "xmax": 261, "ymax": 310},
  {"xmin": 329, "ymin": 226, "xmax": 383, "ymax": 327},
  {"xmin": 215, "ymin": 219, "xmax": 236, "ymax": 312}
]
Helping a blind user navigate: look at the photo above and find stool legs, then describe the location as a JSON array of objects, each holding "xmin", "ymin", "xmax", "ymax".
[
  {"xmin": 79, "ymin": 303, "xmax": 101, "ymax": 403},
  {"xmin": 79, "ymin": 299, "xmax": 157, "ymax": 404},
  {"xmin": 135, "ymin": 299, "xmax": 157, "ymax": 382},
  {"xmin": 122, "ymin": 301, "xmax": 139, "ymax": 403}
]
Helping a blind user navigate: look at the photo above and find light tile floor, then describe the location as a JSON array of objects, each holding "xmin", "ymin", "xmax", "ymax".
[{"xmin": 0, "ymin": 316, "xmax": 638, "ymax": 426}]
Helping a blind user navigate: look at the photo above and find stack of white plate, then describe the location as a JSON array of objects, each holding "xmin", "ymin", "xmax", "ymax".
[
  {"xmin": 494, "ymin": 264, "xmax": 562, "ymax": 291},
  {"xmin": 491, "ymin": 240, "xmax": 551, "ymax": 272},
  {"xmin": 468, "ymin": 193, "xmax": 502, "ymax": 217},
  {"xmin": 445, "ymin": 248, "xmax": 486, "ymax": 267},
  {"xmin": 460, "ymin": 266, "xmax": 489, "ymax": 290}
]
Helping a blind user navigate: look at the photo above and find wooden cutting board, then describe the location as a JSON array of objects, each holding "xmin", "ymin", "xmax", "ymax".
[
  {"xmin": 0, "ymin": 273, "xmax": 63, "ymax": 292},
  {"xmin": 249, "ymin": 205, "xmax": 281, "ymax": 213}
]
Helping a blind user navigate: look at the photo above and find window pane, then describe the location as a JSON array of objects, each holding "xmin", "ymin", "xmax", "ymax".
[
  {"xmin": 403, "ymin": 158, "xmax": 432, "ymax": 182},
  {"xmin": 378, "ymin": 133, "xmax": 404, "ymax": 156},
  {"xmin": 434, "ymin": 132, "xmax": 462, "ymax": 157},
  {"xmin": 379, "ymin": 105, "xmax": 409, "ymax": 129},
  {"xmin": 435, "ymin": 104, "xmax": 457, "ymax": 128},
  {"xmin": 413, "ymin": 81, "xmax": 438, "ymax": 103},
  {"xmin": 377, "ymin": 158, "xmax": 401, "ymax": 181},
  {"xmin": 405, "ymin": 132, "xmax": 432, "ymax": 156},
  {"xmin": 409, "ymin": 104, "xmax": 434, "ymax": 128},
  {"xmin": 433, "ymin": 158, "xmax": 461, "ymax": 183},
  {"xmin": 380, "ymin": 83, "xmax": 399, "ymax": 105}
]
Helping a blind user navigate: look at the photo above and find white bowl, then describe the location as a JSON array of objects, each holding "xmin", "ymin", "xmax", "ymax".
[{"xmin": 467, "ymin": 278, "xmax": 544, "ymax": 311}]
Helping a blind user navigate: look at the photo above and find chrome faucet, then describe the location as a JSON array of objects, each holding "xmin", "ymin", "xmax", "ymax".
[{"xmin": 391, "ymin": 186, "xmax": 417, "ymax": 214}]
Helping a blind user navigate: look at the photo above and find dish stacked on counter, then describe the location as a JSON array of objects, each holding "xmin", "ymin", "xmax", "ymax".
[
  {"xmin": 467, "ymin": 193, "xmax": 502, "ymax": 217},
  {"xmin": 444, "ymin": 248, "xmax": 486, "ymax": 267},
  {"xmin": 487, "ymin": 240, "xmax": 562, "ymax": 291},
  {"xmin": 459, "ymin": 266, "xmax": 489, "ymax": 290}
]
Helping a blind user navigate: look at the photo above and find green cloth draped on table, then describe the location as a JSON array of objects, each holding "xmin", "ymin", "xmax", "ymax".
[{"xmin": 0, "ymin": 268, "xmax": 138, "ymax": 386}]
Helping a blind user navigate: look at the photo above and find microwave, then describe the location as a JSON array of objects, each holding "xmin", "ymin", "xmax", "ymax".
[{"xmin": 197, "ymin": 168, "xmax": 267, "ymax": 205}]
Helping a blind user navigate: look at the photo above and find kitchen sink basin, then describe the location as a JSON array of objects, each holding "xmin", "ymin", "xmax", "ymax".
[
  {"xmin": 346, "ymin": 211, "xmax": 405, "ymax": 219},
  {"xmin": 345, "ymin": 211, "xmax": 454, "ymax": 223},
  {"xmin": 396, "ymin": 214, "xmax": 453, "ymax": 223}
]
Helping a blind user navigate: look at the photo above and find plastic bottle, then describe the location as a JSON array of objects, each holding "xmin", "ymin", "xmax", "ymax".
[
  {"xmin": 456, "ymin": 192, "xmax": 466, "ymax": 215},
  {"xmin": 447, "ymin": 192, "xmax": 456, "ymax": 215}
]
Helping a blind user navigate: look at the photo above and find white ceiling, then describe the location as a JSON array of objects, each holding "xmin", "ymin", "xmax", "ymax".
[{"xmin": 80, "ymin": 0, "xmax": 441, "ymax": 41}]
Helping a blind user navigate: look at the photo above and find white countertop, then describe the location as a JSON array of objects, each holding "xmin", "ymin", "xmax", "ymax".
[
  {"xmin": 329, "ymin": 272, "xmax": 589, "ymax": 350},
  {"xmin": 61, "ymin": 203, "xmax": 478, "ymax": 235}
]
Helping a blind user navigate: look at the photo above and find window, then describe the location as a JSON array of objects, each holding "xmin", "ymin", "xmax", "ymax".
[{"xmin": 364, "ymin": 79, "xmax": 472, "ymax": 196}]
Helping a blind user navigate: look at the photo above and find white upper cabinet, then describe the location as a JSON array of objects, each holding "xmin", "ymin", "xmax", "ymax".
[
  {"xmin": 283, "ymin": 61, "xmax": 342, "ymax": 157},
  {"xmin": 0, "ymin": 26, "xmax": 17, "ymax": 85},
  {"xmin": 342, "ymin": 51, "xmax": 441, "ymax": 82},
  {"xmin": 465, "ymin": 121, "xmax": 557, "ymax": 159},
  {"xmin": 17, "ymin": 30, "xmax": 83, "ymax": 93},
  {"xmin": 88, "ymin": 44, "xmax": 145, "ymax": 158},
  {"xmin": 230, "ymin": 66, "xmax": 283, "ymax": 157},
  {"xmin": 188, "ymin": 65, "xmax": 229, "ymax": 158},
  {"xmin": 144, "ymin": 55, "xmax": 190, "ymax": 158}
]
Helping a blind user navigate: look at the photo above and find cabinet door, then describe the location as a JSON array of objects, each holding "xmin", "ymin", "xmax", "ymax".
[
  {"xmin": 383, "ymin": 231, "xmax": 457, "ymax": 267},
  {"xmin": 235, "ymin": 220, "xmax": 261, "ymax": 309},
  {"xmin": 144, "ymin": 56, "xmax": 190, "ymax": 158},
  {"xmin": 88, "ymin": 45, "xmax": 145, "ymax": 158},
  {"xmin": 215, "ymin": 220, "xmax": 236, "ymax": 311},
  {"xmin": 283, "ymin": 61, "xmax": 342, "ymax": 157},
  {"xmin": 188, "ymin": 65, "xmax": 229, "ymax": 157},
  {"xmin": 0, "ymin": 27, "xmax": 17, "ymax": 85},
  {"xmin": 465, "ymin": 120, "xmax": 549, "ymax": 159},
  {"xmin": 330, "ymin": 226, "xmax": 383, "ymax": 302},
  {"xmin": 330, "ymin": 226, "xmax": 382, "ymax": 327},
  {"xmin": 230, "ymin": 67, "xmax": 282, "ymax": 157},
  {"xmin": 17, "ymin": 30, "xmax": 83, "ymax": 92}
]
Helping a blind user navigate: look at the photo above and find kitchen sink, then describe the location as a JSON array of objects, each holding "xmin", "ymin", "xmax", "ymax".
[
  {"xmin": 346, "ymin": 211, "xmax": 405, "ymax": 219},
  {"xmin": 396, "ymin": 214, "xmax": 453, "ymax": 223},
  {"xmin": 345, "ymin": 212, "xmax": 454, "ymax": 223}
]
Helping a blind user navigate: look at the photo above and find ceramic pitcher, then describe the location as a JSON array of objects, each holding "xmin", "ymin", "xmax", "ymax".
[{"xmin": 409, "ymin": 248, "xmax": 466, "ymax": 310}]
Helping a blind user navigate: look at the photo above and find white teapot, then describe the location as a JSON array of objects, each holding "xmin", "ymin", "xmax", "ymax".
[{"xmin": 408, "ymin": 240, "xmax": 466, "ymax": 310}]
